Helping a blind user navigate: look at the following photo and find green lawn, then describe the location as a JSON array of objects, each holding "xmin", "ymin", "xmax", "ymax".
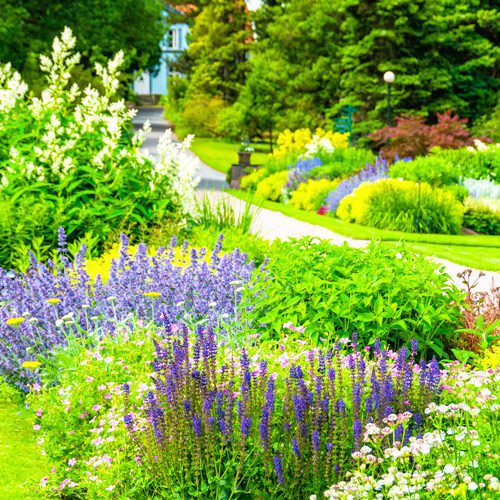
[
  {"xmin": 191, "ymin": 137, "xmax": 271, "ymax": 174},
  {"xmin": 226, "ymin": 189, "xmax": 500, "ymax": 272},
  {"xmin": 0, "ymin": 399, "xmax": 49, "ymax": 499}
]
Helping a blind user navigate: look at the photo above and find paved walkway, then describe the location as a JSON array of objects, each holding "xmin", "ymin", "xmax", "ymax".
[
  {"xmin": 133, "ymin": 107, "xmax": 227, "ymax": 190},
  {"xmin": 134, "ymin": 107, "xmax": 499, "ymax": 293}
]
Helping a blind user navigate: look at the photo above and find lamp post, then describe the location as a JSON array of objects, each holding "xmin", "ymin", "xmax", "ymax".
[{"xmin": 383, "ymin": 71, "xmax": 395, "ymax": 126}]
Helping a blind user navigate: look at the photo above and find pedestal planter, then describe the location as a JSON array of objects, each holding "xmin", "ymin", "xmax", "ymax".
[
  {"xmin": 230, "ymin": 164, "xmax": 259, "ymax": 189},
  {"xmin": 238, "ymin": 151, "xmax": 252, "ymax": 166}
]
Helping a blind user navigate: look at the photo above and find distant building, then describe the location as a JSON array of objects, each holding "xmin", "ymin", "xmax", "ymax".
[{"xmin": 133, "ymin": 4, "xmax": 193, "ymax": 97}]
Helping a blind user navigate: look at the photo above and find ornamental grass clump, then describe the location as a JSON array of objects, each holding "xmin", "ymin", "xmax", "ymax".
[
  {"xmin": 0, "ymin": 231, "xmax": 254, "ymax": 390},
  {"xmin": 125, "ymin": 329, "xmax": 441, "ymax": 497}
]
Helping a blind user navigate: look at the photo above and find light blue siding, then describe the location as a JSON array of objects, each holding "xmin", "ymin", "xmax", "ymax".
[{"xmin": 133, "ymin": 16, "xmax": 189, "ymax": 96}]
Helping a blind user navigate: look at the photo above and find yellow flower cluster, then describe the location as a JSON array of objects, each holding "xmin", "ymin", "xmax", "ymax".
[
  {"xmin": 144, "ymin": 291, "xmax": 161, "ymax": 299},
  {"xmin": 255, "ymin": 171, "xmax": 289, "ymax": 202},
  {"xmin": 273, "ymin": 128, "xmax": 349, "ymax": 159},
  {"xmin": 479, "ymin": 345, "xmax": 500, "ymax": 370},
  {"xmin": 6, "ymin": 317, "xmax": 25, "ymax": 327},
  {"xmin": 240, "ymin": 168, "xmax": 269, "ymax": 191},
  {"xmin": 289, "ymin": 178, "xmax": 341, "ymax": 212},
  {"xmin": 22, "ymin": 361, "xmax": 42, "ymax": 369},
  {"xmin": 86, "ymin": 244, "xmax": 212, "ymax": 283}
]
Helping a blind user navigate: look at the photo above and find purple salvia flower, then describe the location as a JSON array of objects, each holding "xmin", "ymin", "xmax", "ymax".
[
  {"xmin": 273, "ymin": 454, "xmax": 285, "ymax": 485},
  {"xmin": 312, "ymin": 429, "xmax": 320, "ymax": 453},
  {"xmin": 353, "ymin": 419, "xmax": 362, "ymax": 449},
  {"xmin": 292, "ymin": 437, "xmax": 301, "ymax": 457},
  {"xmin": 192, "ymin": 414, "xmax": 202, "ymax": 437},
  {"xmin": 241, "ymin": 416, "xmax": 252, "ymax": 438}
]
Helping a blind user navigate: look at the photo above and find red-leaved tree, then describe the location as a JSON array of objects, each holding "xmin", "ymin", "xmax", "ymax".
[{"xmin": 370, "ymin": 111, "xmax": 473, "ymax": 162}]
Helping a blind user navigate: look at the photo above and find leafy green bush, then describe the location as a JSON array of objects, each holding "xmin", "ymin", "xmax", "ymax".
[
  {"xmin": 389, "ymin": 145, "xmax": 500, "ymax": 185},
  {"xmin": 242, "ymin": 239, "xmax": 464, "ymax": 357},
  {"xmin": 255, "ymin": 170, "xmax": 288, "ymax": 201},
  {"xmin": 0, "ymin": 30, "xmax": 187, "ymax": 269},
  {"xmin": 389, "ymin": 156, "xmax": 458, "ymax": 186},
  {"xmin": 310, "ymin": 147, "xmax": 376, "ymax": 179},
  {"xmin": 463, "ymin": 198, "xmax": 500, "ymax": 235},
  {"xmin": 428, "ymin": 145, "xmax": 500, "ymax": 181},
  {"xmin": 181, "ymin": 94, "xmax": 227, "ymax": 137},
  {"xmin": 215, "ymin": 103, "xmax": 246, "ymax": 141},
  {"xmin": 338, "ymin": 179, "xmax": 464, "ymax": 234},
  {"xmin": 289, "ymin": 178, "xmax": 340, "ymax": 211}
]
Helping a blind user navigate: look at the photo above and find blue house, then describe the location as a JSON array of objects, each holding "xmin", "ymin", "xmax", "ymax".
[{"xmin": 133, "ymin": 4, "xmax": 191, "ymax": 96}]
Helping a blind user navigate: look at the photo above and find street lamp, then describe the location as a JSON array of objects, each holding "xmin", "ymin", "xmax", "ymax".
[{"xmin": 383, "ymin": 71, "xmax": 395, "ymax": 126}]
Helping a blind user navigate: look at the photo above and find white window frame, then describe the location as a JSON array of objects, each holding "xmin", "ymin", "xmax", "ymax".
[{"xmin": 168, "ymin": 29, "xmax": 179, "ymax": 50}]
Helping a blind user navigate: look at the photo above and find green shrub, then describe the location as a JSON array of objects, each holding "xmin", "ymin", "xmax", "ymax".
[
  {"xmin": 463, "ymin": 198, "xmax": 500, "ymax": 235},
  {"xmin": 215, "ymin": 103, "xmax": 245, "ymax": 141},
  {"xmin": 181, "ymin": 95, "xmax": 227, "ymax": 137},
  {"xmin": 338, "ymin": 179, "xmax": 464, "ymax": 234},
  {"xmin": 389, "ymin": 156, "xmax": 458, "ymax": 186},
  {"xmin": 428, "ymin": 145, "xmax": 500, "ymax": 181},
  {"xmin": 289, "ymin": 178, "xmax": 340, "ymax": 211},
  {"xmin": 255, "ymin": 170, "xmax": 288, "ymax": 201},
  {"xmin": 242, "ymin": 239, "xmax": 464, "ymax": 357},
  {"xmin": 310, "ymin": 147, "xmax": 376, "ymax": 179}
]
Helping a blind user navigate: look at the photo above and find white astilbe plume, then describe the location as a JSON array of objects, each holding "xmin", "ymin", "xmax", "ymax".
[
  {"xmin": 156, "ymin": 130, "xmax": 200, "ymax": 217},
  {"xmin": 0, "ymin": 28, "xmax": 144, "ymax": 186},
  {"xmin": 0, "ymin": 64, "xmax": 28, "ymax": 114}
]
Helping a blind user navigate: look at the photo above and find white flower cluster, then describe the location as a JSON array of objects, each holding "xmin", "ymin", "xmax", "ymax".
[
  {"xmin": 0, "ymin": 63, "xmax": 28, "ymax": 114},
  {"xmin": 321, "ymin": 467, "xmax": 499, "ymax": 499},
  {"xmin": 303, "ymin": 135, "xmax": 335, "ymax": 158},
  {"xmin": 156, "ymin": 129, "xmax": 200, "ymax": 218},
  {"xmin": 0, "ymin": 28, "xmax": 146, "ymax": 187}
]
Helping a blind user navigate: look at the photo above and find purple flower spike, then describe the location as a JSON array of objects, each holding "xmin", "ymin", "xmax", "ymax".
[{"xmin": 274, "ymin": 454, "xmax": 285, "ymax": 485}]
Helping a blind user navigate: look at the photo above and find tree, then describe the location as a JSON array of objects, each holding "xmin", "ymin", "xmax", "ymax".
[
  {"xmin": 184, "ymin": 0, "xmax": 252, "ymax": 103},
  {"xmin": 236, "ymin": 54, "xmax": 284, "ymax": 148},
  {"xmin": 250, "ymin": 0, "xmax": 498, "ymax": 132},
  {"xmin": 0, "ymin": 0, "xmax": 166, "ymax": 86}
]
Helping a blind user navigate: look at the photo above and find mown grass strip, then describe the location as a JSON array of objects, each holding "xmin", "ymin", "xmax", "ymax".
[{"xmin": 226, "ymin": 189, "xmax": 500, "ymax": 271}]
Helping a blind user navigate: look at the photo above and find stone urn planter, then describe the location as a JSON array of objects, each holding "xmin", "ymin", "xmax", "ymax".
[{"xmin": 237, "ymin": 151, "xmax": 252, "ymax": 167}]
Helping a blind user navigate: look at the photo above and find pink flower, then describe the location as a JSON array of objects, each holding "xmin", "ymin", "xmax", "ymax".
[
  {"xmin": 86, "ymin": 376, "xmax": 94, "ymax": 382},
  {"xmin": 78, "ymin": 412, "xmax": 88, "ymax": 419},
  {"xmin": 36, "ymin": 408, "xmax": 43, "ymax": 417},
  {"xmin": 32, "ymin": 383, "xmax": 41, "ymax": 392},
  {"xmin": 40, "ymin": 477, "xmax": 48, "ymax": 487},
  {"xmin": 92, "ymin": 405, "xmax": 102, "ymax": 412},
  {"xmin": 104, "ymin": 393, "xmax": 112, "ymax": 400},
  {"xmin": 33, "ymin": 424, "xmax": 41, "ymax": 431},
  {"xmin": 68, "ymin": 458, "xmax": 77, "ymax": 467},
  {"xmin": 98, "ymin": 384, "xmax": 106, "ymax": 391}
]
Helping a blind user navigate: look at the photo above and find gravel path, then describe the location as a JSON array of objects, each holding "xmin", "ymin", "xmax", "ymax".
[{"xmin": 134, "ymin": 107, "xmax": 499, "ymax": 293}]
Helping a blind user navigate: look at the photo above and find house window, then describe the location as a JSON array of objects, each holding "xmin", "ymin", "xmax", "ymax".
[{"xmin": 168, "ymin": 29, "xmax": 179, "ymax": 50}]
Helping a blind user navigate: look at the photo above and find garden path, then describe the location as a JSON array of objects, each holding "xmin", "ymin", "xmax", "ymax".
[{"xmin": 135, "ymin": 107, "xmax": 499, "ymax": 293}]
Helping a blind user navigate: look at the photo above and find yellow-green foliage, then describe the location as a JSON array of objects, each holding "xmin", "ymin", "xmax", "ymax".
[
  {"xmin": 240, "ymin": 168, "xmax": 270, "ymax": 191},
  {"xmin": 289, "ymin": 178, "xmax": 340, "ymax": 211},
  {"xmin": 255, "ymin": 171, "xmax": 289, "ymax": 202},
  {"xmin": 85, "ymin": 244, "xmax": 211, "ymax": 283},
  {"xmin": 480, "ymin": 345, "xmax": 500, "ymax": 369},
  {"xmin": 273, "ymin": 128, "xmax": 349, "ymax": 159},
  {"xmin": 337, "ymin": 179, "xmax": 464, "ymax": 234}
]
